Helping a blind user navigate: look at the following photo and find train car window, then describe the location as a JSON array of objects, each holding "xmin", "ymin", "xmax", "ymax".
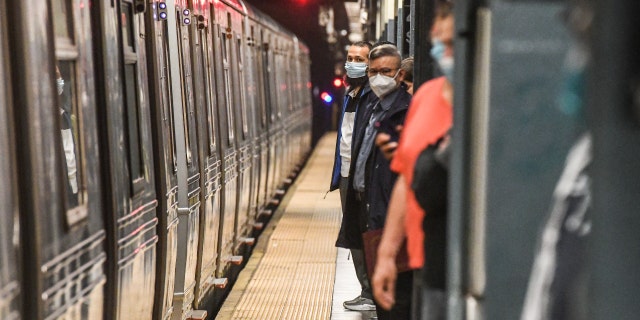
[
  {"xmin": 52, "ymin": 0, "xmax": 88, "ymax": 225},
  {"xmin": 121, "ymin": 0, "xmax": 145, "ymax": 190},
  {"xmin": 52, "ymin": 0, "xmax": 74, "ymax": 45},
  {"xmin": 124, "ymin": 64, "xmax": 143, "ymax": 179},
  {"xmin": 160, "ymin": 26, "xmax": 178, "ymax": 170},
  {"xmin": 202, "ymin": 28, "xmax": 217, "ymax": 155},
  {"xmin": 121, "ymin": 2, "xmax": 135, "ymax": 49},
  {"xmin": 56, "ymin": 61, "xmax": 86, "ymax": 213},
  {"xmin": 175, "ymin": 14, "xmax": 193, "ymax": 164},
  {"xmin": 221, "ymin": 30, "xmax": 235, "ymax": 145},
  {"xmin": 237, "ymin": 37, "xmax": 249, "ymax": 138},
  {"xmin": 259, "ymin": 29, "xmax": 268, "ymax": 128}
]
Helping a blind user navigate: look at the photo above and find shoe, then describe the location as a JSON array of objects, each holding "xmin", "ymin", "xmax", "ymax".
[{"xmin": 343, "ymin": 295, "xmax": 376, "ymax": 311}]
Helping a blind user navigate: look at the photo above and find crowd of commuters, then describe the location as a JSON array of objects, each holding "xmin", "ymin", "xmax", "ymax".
[
  {"xmin": 330, "ymin": 1, "xmax": 454, "ymax": 319},
  {"xmin": 330, "ymin": 0, "xmax": 596, "ymax": 318}
]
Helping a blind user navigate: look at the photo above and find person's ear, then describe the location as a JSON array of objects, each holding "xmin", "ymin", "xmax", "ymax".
[{"xmin": 396, "ymin": 69, "xmax": 406, "ymax": 82}]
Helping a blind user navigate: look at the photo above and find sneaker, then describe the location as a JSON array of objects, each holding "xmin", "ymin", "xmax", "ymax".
[{"xmin": 343, "ymin": 295, "xmax": 376, "ymax": 311}]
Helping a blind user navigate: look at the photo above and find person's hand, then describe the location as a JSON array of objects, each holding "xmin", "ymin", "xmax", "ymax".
[
  {"xmin": 372, "ymin": 255, "xmax": 398, "ymax": 310},
  {"xmin": 375, "ymin": 125, "xmax": 402, "ymax": 160},
  {"xmin": 375, "ymin": 132, "xmax": 397, "ymax": 160}
]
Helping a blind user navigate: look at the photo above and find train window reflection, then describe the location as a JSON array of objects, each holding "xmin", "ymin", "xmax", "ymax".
[
  {"xmin": 202, "ymin": 30, "xmax": 217, "ymax": 155},
  {"xmin": 124, "ymin": 63, "xmax": 144, "ymax": 183},
  {"xmin": 237, "ymin": 38, "xmax": 249, "ymax": 138},
  {"xmin": 121, "ymin": 1, "xmax": 135, "ymax": 50},
  {"xmin": 160, "ymin": 29, "xmax": 178, "ymax": 171},
  {"xmin": 52, "ymin": 0, "xmax": 74, "ymax": 44},
  {"xmin": 57, "ymin": 61, "xmax": 87, "ymax": 213},
  {"xmin": 222, "ymin": 33, "xmax": 235, "ymax": 145}
]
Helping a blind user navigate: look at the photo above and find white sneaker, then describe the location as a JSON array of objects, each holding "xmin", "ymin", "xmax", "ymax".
[{"xmin": 343, "ymin": 295, "xmax": 376, "ymax": 311}]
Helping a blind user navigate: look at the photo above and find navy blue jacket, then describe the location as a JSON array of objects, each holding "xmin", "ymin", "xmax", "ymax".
[{"xmin": 329, "ymin": 83, "xmax": 375, "ymax": 191}]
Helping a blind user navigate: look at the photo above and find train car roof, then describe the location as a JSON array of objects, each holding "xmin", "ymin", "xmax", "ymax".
[
  {"xmin": 214, "ymin": 0, "xmax": 246, "ymax": 14},
  {"xmin": 242, "ymin": 1, "xmax": 282, "ymax": 32},
  {"xmin": 241, "ymin": 1, "xmax": 309, "ymax": 49}
]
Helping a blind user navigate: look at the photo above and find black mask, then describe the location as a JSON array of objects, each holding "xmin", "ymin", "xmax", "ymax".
[{"xmin": 346, "ymin": 75, "xmax": 368, "ymax": 88}]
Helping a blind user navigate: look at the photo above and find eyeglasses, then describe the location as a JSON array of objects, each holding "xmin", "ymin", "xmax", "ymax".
[{"xmin": 367, "ymin": 68, "xmax": 398, "ymax": 77}]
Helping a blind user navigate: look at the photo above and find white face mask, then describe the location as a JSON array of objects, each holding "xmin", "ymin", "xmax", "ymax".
[
  {"xmin": 369, "ymin": 70, "xmax": 400, "ymax": 98},
  {"xmin": 56, "ymin": 78, "xmax": 64, "ymax": 95}
]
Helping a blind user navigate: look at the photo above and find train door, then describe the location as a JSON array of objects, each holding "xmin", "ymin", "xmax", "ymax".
[
  {"xmin": 254, "ymin": 26, "xmax": 271, "ymax": 219},
  {"xmin": 274, "ymin": 38, "xmax": 288, "ymax": 192},
  {"xmin": 7, "ymin": 0, "xmax": 106, "ymax": 318},
  {"xmin": 212, "ymin": 5, "xmax": 240, "ymax": 278},
  {"xmin": 262, "ymin": 31, "xmax": 278, "ymax": 211},
  {"xmin": 164, "ymin": 1, "xmax": 203, "ymax": 318},
  {"xmin": 0, "ymin": 3, "xmax": 20, "ymax": 317},
  {"xmin": 229, "ymin": 8, "xmax": 254, "ymax": 254},
  {"xmin": 91, "ymin": 0, "xmax": 160, "ymax": 318},
  {"xmin": 189, "ymin": 0, "xmax": 224, "ymax": 309},
  {"xmin": 267, "ymin": 36, "xmax": 282, "ymax": 202},
  {"xmin": 284, "ymin": 42, "xmax": 296, "ymax": 177},
  {"xmin": 242, "ymin": 19, "xmax": 261, "ymax": 236},
  {"xmin": 145, "ymin": 1, "xmax": 181, "ymax": 319},
  {"xmin": 246, "ymin": 22, "xmax": 267, "ymax": 227}
]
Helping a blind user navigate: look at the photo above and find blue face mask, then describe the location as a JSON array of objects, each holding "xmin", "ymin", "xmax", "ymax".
[
  {"xmin": 345, "ymin": 61, "xmax": 368, "ymax": 79},
  {"xmin": 430, "ymin": 39, "xmax": 454, "ymax": 82}
]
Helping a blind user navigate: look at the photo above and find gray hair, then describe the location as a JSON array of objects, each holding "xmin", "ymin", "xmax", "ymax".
[{"xmin": 368, "ymin": 44, "xmax": 401, "ymax": 67}]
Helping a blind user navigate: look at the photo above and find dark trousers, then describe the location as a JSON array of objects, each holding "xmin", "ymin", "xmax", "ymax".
[{"xmin": 340, "ymin": 176, "xmax": 372, "ymax": 299}]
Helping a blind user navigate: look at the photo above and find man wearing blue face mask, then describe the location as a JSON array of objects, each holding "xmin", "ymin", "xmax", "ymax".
[
  {"xmin": 331, "ymin": 41, "xmax": 379, "ymax": 312},
  {"xmin": 345, "ymin": 43, "xmax": 413, "ymax": 319}
]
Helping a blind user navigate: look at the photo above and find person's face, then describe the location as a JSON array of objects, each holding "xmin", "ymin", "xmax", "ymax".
[
  {"xmin": 430, "ymin": 14, "xmax": 455, "ymax": 57},
  {"xmin": 367, "ymin": 56, "xmax": 405, "ymax": 83},
  {"xmin": 347, "ymin": 45, "xmax": 369, "ymax": 64}
]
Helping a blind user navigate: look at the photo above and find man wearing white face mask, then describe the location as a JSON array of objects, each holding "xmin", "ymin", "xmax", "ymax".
[
  {"xmin": 331, "ymin": 40, "xmax": 379, "ymax": 312},
  {"xmin": 372, "ymin": 1, "xmax": 454, "ymax": 319},
  {"xmin": 346, "ymin": 43, "xmax": 413, "ymax": 319}
]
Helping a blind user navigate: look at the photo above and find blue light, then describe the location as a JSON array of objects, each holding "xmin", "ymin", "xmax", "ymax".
[
  {"xmin": 183, "ymin": 9, "xmax": 190, "ymax": 16},
  {"xmin": 184, "ymin": 18, "xmax": 191, "ymax": 25},
  {"xmin": 160, "ymin": 12, "xmax": 167, "ymax": 19},
  {"xmin": 159, "ymin": 2, "xmax": 166, "ymax": 9},
  {"xmin": 321, "ymin": 92, "xmax": 333, "ymax": 104}
]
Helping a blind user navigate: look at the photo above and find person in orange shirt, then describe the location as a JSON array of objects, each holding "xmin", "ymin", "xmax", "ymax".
[{"xmin": 372, "ymin": 1, "xmax": 454, "ymax": 318}]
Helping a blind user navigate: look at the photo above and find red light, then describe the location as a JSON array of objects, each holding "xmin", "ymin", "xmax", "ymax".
[{"xmin": 332, "ymin": 78, "xmax": 343, "ymax": 88}]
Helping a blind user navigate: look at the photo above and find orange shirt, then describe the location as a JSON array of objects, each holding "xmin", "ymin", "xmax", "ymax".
[{"xmin": 390, "ymin": 77, "xmax": 452, "ymax": 269}]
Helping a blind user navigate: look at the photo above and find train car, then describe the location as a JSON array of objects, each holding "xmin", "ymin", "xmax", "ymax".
[
  {"xmin": 91, "ymin": 1, "xmax": 161, "ymax": 319},
  {"xmin": 1, "ymin": 0, "xmax": 311, "ymax": 319},
  {"xmin": 6, "ymin": 1, "xmax": 108, "ymax": 319}
]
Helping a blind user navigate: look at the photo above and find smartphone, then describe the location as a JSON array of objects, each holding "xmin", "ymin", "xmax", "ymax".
[{"xmin": 375, "ymin": 119, "xmax": 400, "ymax": 143}]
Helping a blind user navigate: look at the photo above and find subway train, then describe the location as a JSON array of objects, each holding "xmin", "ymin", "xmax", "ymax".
[{"xmin": 0, "ymin": 0, "xmax": 311, "ymax": 319}]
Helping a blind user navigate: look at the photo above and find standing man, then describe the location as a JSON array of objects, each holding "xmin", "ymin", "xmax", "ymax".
[
  {"xmin": 331, "ymin": 41, "xmax": 377, "ymax": 311},
  {"xmin": 372, "ymin": 1, "xmax": 455, "ymax": 319},
  {"xmin": 350, "ymin": 43, "xmax": 412, "ymax": 319}
]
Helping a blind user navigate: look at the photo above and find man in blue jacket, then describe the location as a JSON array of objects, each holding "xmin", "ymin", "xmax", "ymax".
[{"xmin": 331, "ymin": 40, "xmax": 377, "ymax": 311}]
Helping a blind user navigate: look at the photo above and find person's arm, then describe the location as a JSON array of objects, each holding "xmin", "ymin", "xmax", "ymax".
[{"xmin": 372, "ymin": 175, "xmax": 408, "ymax": 310}]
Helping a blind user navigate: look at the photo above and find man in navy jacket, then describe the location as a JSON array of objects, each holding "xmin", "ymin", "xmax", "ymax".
[{"xmin": 330, "ymin": 41, "xmax": 378, "ymax": 311}]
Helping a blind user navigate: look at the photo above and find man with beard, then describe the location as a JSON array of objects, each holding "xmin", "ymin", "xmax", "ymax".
[{"xmin": 330, "ymin": 40, "xmax": 378, "ymax": 311}]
